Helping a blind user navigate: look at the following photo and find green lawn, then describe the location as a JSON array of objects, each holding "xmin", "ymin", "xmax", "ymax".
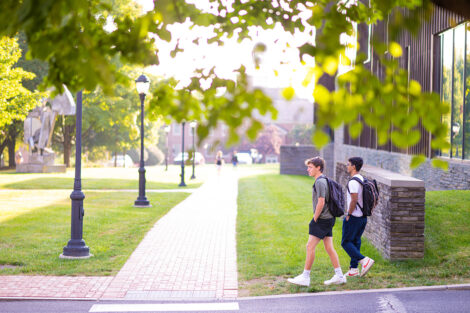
[
  {"xmin": 0, "ymin": 190, "xmax": 190, "ymax": 275},
  {"xmin": 0, "ymin": 165, "xmax": 206, "ymax": 189},
  {"xmin": 237, "ymin": 174, "xmax": 470, "ymax": 296}
]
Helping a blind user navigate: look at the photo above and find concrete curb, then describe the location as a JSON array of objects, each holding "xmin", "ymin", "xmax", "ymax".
[
  {"xmin": 236, "ymin": 283, "xmax": 470, "ymax": 301},
  {"xmin": 1, "ymin": 284, "xmax": 468, "ymax": 302},
  {"xmin": 0, "ymin": 297, "xmax": 97, "ymax": 301}
]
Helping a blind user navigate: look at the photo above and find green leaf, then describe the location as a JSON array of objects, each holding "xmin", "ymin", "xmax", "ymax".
[
  {"xmin": 313, "ymin": 85, "xmax": 330, "ymax": 107},
  {"xmin": 410, "ymin": 155, "xmax": 426, "ymax": 169},
  {"xmin": 281, "ymin": 86, "xmax": 295, "ymax": 101},
  {"xmin": 409, "ymin": 80, "xmax": 421, "ymax": 96},
  {"xmin": 389, "ymin": 41, "xmax": 403, "ymax": 58},
  {"xmin": 431, "ymin": 158, "xmax": 449, "ymax": 171},
  {"xmin": 349, "ymin": 121, "xmax": 363, "ymax": 139},
  {"xmin": 312, "ymin": 129, "xmax": 330, "ymax": 148}
]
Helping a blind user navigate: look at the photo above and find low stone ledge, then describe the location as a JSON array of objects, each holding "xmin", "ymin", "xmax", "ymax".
[{"xmin": 336, "ymin": 163, "xmax": 425, "ymax": 260}]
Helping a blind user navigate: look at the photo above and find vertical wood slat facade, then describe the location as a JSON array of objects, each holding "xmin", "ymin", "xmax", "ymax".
[{"xmin": 344, "ymin": 5, "xmax": 467, "ymax": 158}]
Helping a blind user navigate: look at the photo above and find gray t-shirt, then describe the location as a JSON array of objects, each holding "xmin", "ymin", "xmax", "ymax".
[{"xmin": 313, "ymin": 176, "xmax": 333, "ymax": 219}]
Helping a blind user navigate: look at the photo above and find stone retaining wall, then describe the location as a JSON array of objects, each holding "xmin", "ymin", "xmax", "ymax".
[
  {"xmin": 280, "ymin": 144, "xmax": 334, "ymax": 177},
  {"xmin": 280, "ymin": 145, "xmax": 319, "ymax": 176},
  {"xmin": 336, "ymin": 163, "xmax": 425, "ymax": 260}
]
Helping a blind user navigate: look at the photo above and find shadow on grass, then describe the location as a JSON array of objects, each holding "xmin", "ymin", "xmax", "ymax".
[
  {"xmin": 3, "ymin": 177, "xmax": 201, "ymax": 190},
  {"xmin": 0, "ymin": 191, "xmax": 190, "ymax": 276}
]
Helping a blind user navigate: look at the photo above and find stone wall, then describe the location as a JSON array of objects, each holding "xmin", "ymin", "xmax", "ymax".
[
  {"xmin": 336, "ymin": 163, "xmax": 425, "ymax": 260},
  {"xmin": 280, "ymin": 145, "xmax": 318, "ymax": 176},
  {"xmin": 280, "ymin": 145, "xmax": 334, "ymax": 177},
  {"xmin": 334, "ymin": 125, "xmax": 470, "ymax": 191}
]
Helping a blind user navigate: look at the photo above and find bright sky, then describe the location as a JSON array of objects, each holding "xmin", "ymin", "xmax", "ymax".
[{"xmin": 136, "ymin": 0, "xmax": 316, "ymax": 101}]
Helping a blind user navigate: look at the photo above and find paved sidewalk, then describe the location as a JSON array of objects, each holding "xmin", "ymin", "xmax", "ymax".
[
  {"xmin": 0, "ymin": 171, "xmax": 238, "ymax": 300},
  {"xmin": 101, "ymin": 171, "xmax": 239, "ymax": 300}
]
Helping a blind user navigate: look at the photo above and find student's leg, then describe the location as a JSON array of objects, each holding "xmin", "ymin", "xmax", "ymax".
[
  {"xmin": 353, "ymin": 218, "xmax": 367, "ymax": 261},
  {"xmin": 323, "ymin": 236, "xmax": 346, "ymax": 285},
  {"xmin": 304, "ymin": 235, "xmax": 322, "ymax": 270},
  {"xmin": 341, "ymin": 217, "xmax": 365, "ymax": 269},
  {"xmin": 323, "ymin": 236, "xmax": 340, "ymax": 268},
  {"xmin": 288, "ymin": 235, "xmax": 321, "ymax": 286}
]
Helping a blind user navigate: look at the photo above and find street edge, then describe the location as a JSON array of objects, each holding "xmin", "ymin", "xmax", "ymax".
[
  {"xmin": 1, "ymin": 284, "xmax": 469, "ymax": 302},
  {"xmin": 236, "ymin": 283, "xmax": 470, "ymax": 301}
]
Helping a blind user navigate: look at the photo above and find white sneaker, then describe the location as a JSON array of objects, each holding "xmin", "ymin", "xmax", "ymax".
[
  {"xmin": 323, "ymin": 274, "xmax": 347, "ymax": 285},
  {"xmin": 287, "ymin": 274, "xmax": 310, "ymax": 287},
  {"xmin": 360, "ymin": 257, "xmax": 375, "ymax": 277},
  {"xmin": 345, "ymin": 268, "xmax": 359, "ymax": 277}
]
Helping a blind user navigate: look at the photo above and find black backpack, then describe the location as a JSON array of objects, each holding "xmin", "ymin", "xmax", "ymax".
[
  {"xmin": 313, "ymin": 176, "xmax": 345, "ymax": 217},
  {"xmin": 347, "ymin": 176, "xmax": 380, "ymax": 216}
]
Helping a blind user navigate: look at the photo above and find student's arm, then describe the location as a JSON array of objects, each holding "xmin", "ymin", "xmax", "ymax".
[
  {"xmin": 347, "ymin": 180, "xmax": 359, "ymax": 221},
  {"xmin": 314, "ymin": 181, "xmax": 327, "ymax": 222},
  {"xmin": 314, "ymin": 197, "xmax": 325, "ymax": 222},
  {"xmin": 347, "ymin": 193, "xmax": 358, "ymax": 220}
]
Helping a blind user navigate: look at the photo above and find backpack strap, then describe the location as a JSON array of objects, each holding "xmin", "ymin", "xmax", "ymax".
[
  {"xmin": 347, "ymin": 176, "xmax": 364, "ymax": 209},
  {"xmin": 313, "ymin": 175, "xmax": 329, "ymax": 203}
]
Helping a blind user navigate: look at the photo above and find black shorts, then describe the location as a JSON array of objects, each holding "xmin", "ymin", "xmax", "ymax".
[{"xmin": 309, "ymin": 217, "xmax": 335, "ymax": 239}]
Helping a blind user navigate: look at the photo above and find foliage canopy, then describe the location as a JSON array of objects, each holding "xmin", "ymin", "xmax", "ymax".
[{"xmin": 0, "ymin": 0, "xmax": 455, "ymax": 168}]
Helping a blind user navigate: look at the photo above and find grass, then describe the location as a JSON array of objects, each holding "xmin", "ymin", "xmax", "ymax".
[
  {"xmin": 237, "ymin": 173, "xmax": 470, "ymax": 296},
  {"xmin": 0, "ymin": 165, "xmax": 207, "ymax": 190},
  {"xmin": 0, "ymin": 190, "xmax": 190, "ymax": 276}
]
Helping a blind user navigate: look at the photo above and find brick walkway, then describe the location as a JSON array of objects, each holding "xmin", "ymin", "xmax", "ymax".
[
  {"xmin": 0, "ymin": 276, "xmax": 112, "ymax": 299},
  {"xmin": 0, "ymin": 171, "xmax": 238, "ymax": 300}
]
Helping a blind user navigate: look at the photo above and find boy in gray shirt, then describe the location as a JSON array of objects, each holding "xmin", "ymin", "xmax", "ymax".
[{"xmin": 287, "ymin": 157, "xmax": 346, "ymax": 287}]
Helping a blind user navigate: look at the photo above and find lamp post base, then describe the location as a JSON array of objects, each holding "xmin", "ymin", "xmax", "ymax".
[
  {"xmin": 59, "ymin": 253, "xmax": 93, "ymax": 259},
  {"xmin": 190, "ymin": 174, "xmax": 196, "ymax": 179},
  {"xmin": 134, "ymin": 198, "xmax": 151, "ymax": 207},
  {"xmin": 61, "ymin": 239, "xmax": 90, "ymax": 258}
]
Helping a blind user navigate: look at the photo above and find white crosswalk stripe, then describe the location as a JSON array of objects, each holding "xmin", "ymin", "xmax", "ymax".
[{"xmin": 89, "ymin": 302, "xmax": 239, "ymax": 312}]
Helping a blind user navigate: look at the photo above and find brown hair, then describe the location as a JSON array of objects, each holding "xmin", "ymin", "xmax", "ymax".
[{"xmin": 305, "ymin": 156, "xmax": 325, "ymax": 173}]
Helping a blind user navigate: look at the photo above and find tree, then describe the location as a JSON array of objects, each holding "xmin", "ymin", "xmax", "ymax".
[
  {"xmin": 1, "ymin": 0, "xmax": 465, "ymax": 169},
  {"xmin": 0, "ymin": 36, "xmax": 42, "ymax": 167},
  {"xmin": 287, "ymin": 124, "xmax": 316, "ymax": 145},
  {"xmin": 255, "ymin": 125, "xmax": 283, "ymax": 160}
]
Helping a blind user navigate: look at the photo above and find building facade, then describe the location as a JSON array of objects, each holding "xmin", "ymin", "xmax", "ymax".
[
  {"xmin": 335, "ymin": 4, "xmax": 470, "ymax": 190},
  {"xmin": 164, "ymin": 85, "xmax": 313, "ymax": 164}
]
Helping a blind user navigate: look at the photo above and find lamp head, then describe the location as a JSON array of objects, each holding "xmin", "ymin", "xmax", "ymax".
[{"xmin": 135, "ymin": 74, "xmax": 150, "ymax": 95}]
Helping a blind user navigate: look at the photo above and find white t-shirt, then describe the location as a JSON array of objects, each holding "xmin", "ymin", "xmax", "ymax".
[{"xmin": 347, "ymin": 174, "xmax": 364, "ymax": 217}]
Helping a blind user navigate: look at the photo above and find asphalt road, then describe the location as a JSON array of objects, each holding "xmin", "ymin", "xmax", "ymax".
[{"xmin": 0, "ymin": 289, "xmax": 469, "ymax": 313}]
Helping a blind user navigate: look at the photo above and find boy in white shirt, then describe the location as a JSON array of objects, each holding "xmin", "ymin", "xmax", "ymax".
[{"xmin": 341, "ymin": 157, "xmax": 374, "ymax": 277}]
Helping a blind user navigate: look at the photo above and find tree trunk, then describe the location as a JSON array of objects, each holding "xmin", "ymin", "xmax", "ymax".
[
  {"xmin": 7, "ymin": 137, "xmax": 16, "ymax": 168},
  {"xmin": 0, "ymin": 138, "xmax": 7, "ymax": 168},
  {"xmin": 114, "ymin": 151, "xmax": 117, "ymax": 167}
]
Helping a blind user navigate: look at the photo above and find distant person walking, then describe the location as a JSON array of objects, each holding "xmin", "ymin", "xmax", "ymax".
[
  {"xmin": 287, "ymin": 157, "xmax": 346, "ymax": 287},
  {"xmin": 216, "ymin": 150, "xmax": 224, "ymax": 174},
  {"xmin": 231, "ymin": 151, "xmax": 238, "ymax": 167},
  {"xmin": 341, "ymin": 157, "xmax": 374, "ymax": 278}
]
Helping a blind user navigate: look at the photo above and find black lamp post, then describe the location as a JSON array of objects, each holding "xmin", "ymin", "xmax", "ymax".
[
  {"xmin": 179, "ymin": 122, "xmax": 187, "ymax": 187},
  {"xmin": 164, "ymin": 125, "xmax": 170, "ymax": 171},
  {"xmin": 134, "ymin": 74, "xmax": 151, "ymax": 207},
  {"xmin": 190, "ymin": 121, "xmax": 197, "ymax": 179},
  {"xmin": 61, "ymin": 90, "xmax": 91, "ymax": 259}
]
